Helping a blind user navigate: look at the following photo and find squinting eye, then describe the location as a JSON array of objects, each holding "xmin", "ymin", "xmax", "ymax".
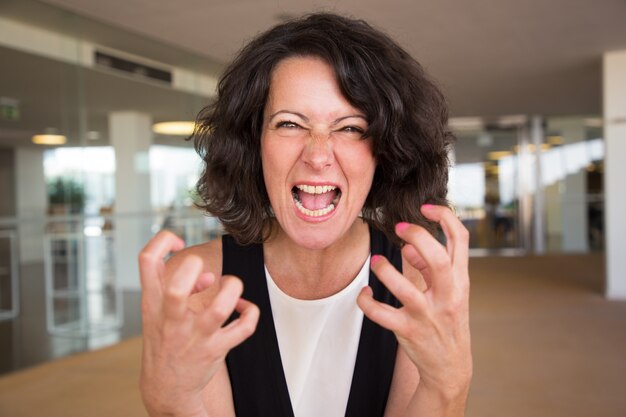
[
  {"xmin": 340, "ymin": 126, "xmax": 365, "ymax": 134},
  {"xmin": 276, "ymin": 121, "xmax": 301, "ymax": 129}
]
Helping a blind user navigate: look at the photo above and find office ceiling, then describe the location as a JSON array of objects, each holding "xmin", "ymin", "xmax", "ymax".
[
  {"xmin": 32, "ymin": 0, "xmax": 626, "ymax": 118},
  {"xmin": 1, "ymin": 0, "xmax": 625, "ymax": 152}
]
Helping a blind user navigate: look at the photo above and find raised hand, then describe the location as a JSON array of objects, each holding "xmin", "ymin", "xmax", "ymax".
[
  {"xmin": 138, "ymin": 231, "xmax": 259, "ymax": 417},
  {"xmin": 357, "ymin": 204, "xmax": 472, "ymax": 405}
]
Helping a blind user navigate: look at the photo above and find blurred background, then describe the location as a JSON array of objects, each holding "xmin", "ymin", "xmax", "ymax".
[{"xmin": 0, "ymin": 0, "xmax": 625, "ymax": 416}]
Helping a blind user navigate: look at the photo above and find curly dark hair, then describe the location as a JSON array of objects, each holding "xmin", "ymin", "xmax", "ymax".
[{"xmin": 192, "ymin": 13, "xmax": 453, "ymax": 246}]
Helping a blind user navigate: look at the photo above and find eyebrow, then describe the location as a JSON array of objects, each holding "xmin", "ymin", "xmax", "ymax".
[
  {"xmin": 268, "ymin": 110, "xmax": 367, "ymax": 125},
  {"xmin": 331, "ymin": 115, "xmax": 368, "ymax": 126},
  {"xmin": 268, "ymin": 110, "xmax": 309, "ymax": 122}
]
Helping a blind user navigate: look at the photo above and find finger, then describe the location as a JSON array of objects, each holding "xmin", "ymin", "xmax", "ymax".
[
  {"xmin": 395, "ymin": 222, "xmax": 453, "ymax": 295},
  {"xmin": 213, "ymin": 298, "xmax": 260, "ymax": 351},
  {"xmin": 163, "ymin": 255, "xmax": 204, "ymax": 320},
  {"xmin": 193, "ymin": 272, "xmax": 216, "ymax": 293},
  {"xmin": 369, "ymin": 255, "xmax": 425, "ymax": 312},
  {"xmin": 199, "ymin": 275, "xmax": 244, "ymax": 334},
  {"xmin": 401, "ymin": 244, "xmax": 432, "ymax": 290},
  {"xmin": 420, "ymin": 204, "xmax": 469, "ymax": 276},
  {"xmin": 138, "ymin": 231, "xmax": 185, "ymax": 293},
  {"xmin": 140, "ymin": 230, "xmax": 185, "ymax": 260},
  {"xmin": 356, "ymin": 286, "xmax": 406, "ymax": 332}
]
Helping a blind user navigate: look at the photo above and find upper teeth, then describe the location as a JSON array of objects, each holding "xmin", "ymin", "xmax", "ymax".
[{"xmin": 296, "ymin": 184, "xmax": 337, "ymax": 194}]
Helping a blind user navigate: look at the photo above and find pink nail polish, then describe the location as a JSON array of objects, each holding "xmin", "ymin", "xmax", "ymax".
[
  {"xmin": 371, "ymin": 254, "xmax": 383, "ymax": 265},
  {"xmin": 422, "ymin": 204, "xmax": 434, "ymax": 210},
  {"xmin": 395, "ymin": 222, "xmax": 410, "ymax": 232}
]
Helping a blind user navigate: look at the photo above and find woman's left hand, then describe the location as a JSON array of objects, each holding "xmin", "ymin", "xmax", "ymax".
[{"xmin": 357, "ymin": 204, "xmax": 472, "ymax": 400}]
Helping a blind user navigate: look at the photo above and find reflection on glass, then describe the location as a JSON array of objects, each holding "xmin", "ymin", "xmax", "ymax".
[
  {"xmin": 450, "ymin": 121, "xmax": 604, "ymax": 253},
  {"xmin": 450, "ymin": 127, "xmax": 520, "ymax": 250},
  {"xmin": 0, "ymin": 5, "xmax": 221, "ymax": 374},
  {"xmin": 150, "ymin": 145, "xmax": 202, "ymax": 209},
  {"xmin": 542, "ymin": 128, "xmax": 604, "ymax": 252},
  {"xmin": 44, "ymin": 147, "xmax": 115, "ymax": 216}
]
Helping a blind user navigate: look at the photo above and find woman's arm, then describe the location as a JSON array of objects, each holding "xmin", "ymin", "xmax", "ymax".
[
  {"xmin": 199, "ymin": 363, "xmax": 237, "ymax": 417},
  {"xmin": 358, "ymin": 205, "xmax": 472, "ymax": 417}
]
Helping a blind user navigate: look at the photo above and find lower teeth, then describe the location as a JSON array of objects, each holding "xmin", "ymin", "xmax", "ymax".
[{"xmin": 294, "ymin": 199, "xmax": 335, "ymax": 217}]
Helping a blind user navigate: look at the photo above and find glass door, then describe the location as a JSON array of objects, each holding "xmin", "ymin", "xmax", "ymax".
[{"xmin": 449, "ymin": 124, "xmax": 524, "ymax": 253}]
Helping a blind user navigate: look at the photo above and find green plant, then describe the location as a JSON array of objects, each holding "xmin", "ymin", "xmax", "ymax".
[{"xmin": 47, "ymin": 177, "xmax": 85, "ymax": 213}]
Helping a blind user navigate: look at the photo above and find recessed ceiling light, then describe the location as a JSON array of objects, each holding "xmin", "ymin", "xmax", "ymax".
[
  {"xmin": 497, "ymin": 115, "xmax": 527, "ymax": 127},
  {"xmin": 547, "ymin": 135, "xmax": 563, "ymax": 145},
  {"xmin": 477, "ymin": 132, "xmax": 493, "ymax": 147},
  {"xmin": 152, "ymin": 121, "xmax": 195, "ymax": 136},
  {"xmin": 584, "ymin": 118, "xmax": 603, "ymax": 128},
  {"xmin": 487, "ymin": 150, "xmax": 512, "ymax": 160},
  {"xmin": 86, "ymin": 131, "xmax": 101, "ymax": 140},
  {"xmin": 32, "ymin": 134, "xmax": 67, "ymax": 145},
  {"xmin": 448, "ymin": 117, "xmax": 484, "ymax": 131},
  {"xmin": 512, "ymin": 143, "xmax": 551, "ymax": 153}
]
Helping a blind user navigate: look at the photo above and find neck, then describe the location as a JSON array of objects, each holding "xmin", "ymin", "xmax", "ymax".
[{"xmin": 263, "ymin": 219, "xmax": 370, "ymax": 300}]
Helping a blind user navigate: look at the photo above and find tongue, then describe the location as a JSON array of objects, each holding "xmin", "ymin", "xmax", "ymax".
[{"xmin": 299, "ymin": 190, "xmax": 336, "ymax": 210}]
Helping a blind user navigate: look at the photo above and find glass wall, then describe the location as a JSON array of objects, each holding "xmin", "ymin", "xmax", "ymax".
[
  {"xmin": 0, "ymin": 3, "xmax": 221, "ymax": 375},
  {"xmin": 450, "ymin": 125, "xmax": 522, "ymax": 251},
  {"xmin": 542, "ymin": 118, "xmax": 604, "ymax": 252},
  {"xmin": 449, "ymin": 117, "xmax": 604, "ymax": 254}
]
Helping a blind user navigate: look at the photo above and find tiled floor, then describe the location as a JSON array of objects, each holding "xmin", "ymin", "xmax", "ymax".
[
  {"xmin": 467, "ymin": 253, "xmax": 626, "ymax": 417},
  {"xmin": 2, "ymin": 253, "xmax": 626, "ymax": 417}
]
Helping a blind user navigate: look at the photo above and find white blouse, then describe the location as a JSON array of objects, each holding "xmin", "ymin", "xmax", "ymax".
[{"xmin": 265, "ymin": 256, "xmax": 370, "ymax": 417}]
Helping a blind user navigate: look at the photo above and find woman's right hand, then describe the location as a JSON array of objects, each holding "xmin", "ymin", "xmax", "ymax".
[{"xmin": 138, "ymin": 231, "xmax": 259, "ymax": 417}]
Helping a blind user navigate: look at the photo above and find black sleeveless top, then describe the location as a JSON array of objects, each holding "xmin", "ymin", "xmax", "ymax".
[{"xmin": 223, "ymin": 227, "xmax": 402, "ymax": 417}]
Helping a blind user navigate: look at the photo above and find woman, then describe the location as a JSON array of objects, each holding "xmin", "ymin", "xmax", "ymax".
[{"xmin": 139, "ymin": 13, "xmax": 472, "ymax": 417}]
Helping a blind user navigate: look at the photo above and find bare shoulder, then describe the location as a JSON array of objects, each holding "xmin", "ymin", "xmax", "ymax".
[{"xmin": 165, "ymin": 237, "xmax": 223, "ymax": 278}]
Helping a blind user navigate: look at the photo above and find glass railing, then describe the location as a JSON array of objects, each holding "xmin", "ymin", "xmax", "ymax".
[
  {"xmin": 41, "ymin": 209, "xmax": 221, "ymax": 333},
  {"xmin": 40, "ymin": 209, "xmax": 221, "ymax": 336},
  {"xmin": 0, "ymin": 227, "xmax": 19, "ymax": 320}
]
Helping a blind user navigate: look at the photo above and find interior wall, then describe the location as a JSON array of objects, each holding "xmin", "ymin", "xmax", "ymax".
[{"xmin": 0, "ymin": 148, "xmax": 16, "ymax": 217}]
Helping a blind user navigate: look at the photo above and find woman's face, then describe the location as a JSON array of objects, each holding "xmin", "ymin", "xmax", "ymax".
[{"xmin": 261, "ymin": 56, "xmax": 376, "ymax": 250}]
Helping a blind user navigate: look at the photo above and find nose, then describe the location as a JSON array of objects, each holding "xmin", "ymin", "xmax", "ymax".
[
  {"xmin": 301, "ymin": 130, "xmax": 334, "ymax": 171},
  {"xmin": 302, "ymin": 136, "xmax": 333, "ymax": 170}
]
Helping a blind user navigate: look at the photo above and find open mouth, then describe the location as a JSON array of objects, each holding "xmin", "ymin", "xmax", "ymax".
[{"xmin": 292, "ymin": 184, "xmax": 342, "ymax": 217}]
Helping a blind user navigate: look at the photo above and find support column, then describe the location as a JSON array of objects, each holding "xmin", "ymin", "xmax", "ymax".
[
  {"xmin": 15, "ymin": 147, "xmax": 47, "ymax": 263},
  {"xmin": 547, "ymin": 117, "xmax": 588, "ymax": 252},
  {"xmin": 604, "ymin": 50, "xmax": 626, "ymax": 299},
  {"xmin": 109, "ymin": 111, "xmax": 152, "ymax": 290},
  {"xmin": 531, "ymin": 116, "xmax": 546, "ymax": 254}
]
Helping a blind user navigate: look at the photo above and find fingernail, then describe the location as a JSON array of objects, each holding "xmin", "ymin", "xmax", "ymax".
[
  {"xmin": 371, "ymin": 254, "xmax": 383, "ymax": 266},
  {"xmin": 395, "ymin": 222, "xmax": 410, "ymax": 233},
  {"xmin": 421, "ymin": 204, "xmax": 434, "ymax": 210}
]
